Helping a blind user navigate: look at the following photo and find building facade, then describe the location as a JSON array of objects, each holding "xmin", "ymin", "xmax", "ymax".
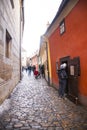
[
  {"xmin": 45, "ymin": 0, "xmax": 87, "ymax": 106},
  {"xmin": 39, "ymin": 35, "xmax": 50, "ymax": 82},
  {"xmin": 0, "ymin": 0, "xmax": 24, "ymax": 104},
  {"xmin": 30, "ymin": 50, "xmax": 39, "ymax": 70},
  {"xmin": 21, "ymin": 47, "xmax": 27, "ymax": 68}
]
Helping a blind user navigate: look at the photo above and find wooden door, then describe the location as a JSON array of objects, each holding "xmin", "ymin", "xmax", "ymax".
[{"xmin": 68, "ymin": 57, "xmax": 80, "ymax": 99}]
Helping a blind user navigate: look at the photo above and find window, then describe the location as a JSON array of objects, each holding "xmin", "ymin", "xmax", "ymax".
[
  {"xmin": 59, "ymin": 19, "xmax": 65, "ymax": 35},
  {"xmin": 10, "ymin": 0, "xmax": 14, "ymax": 9},
  {"xmin": 5, "ymin": 30, "xmax": 12, "ymax": 58}
]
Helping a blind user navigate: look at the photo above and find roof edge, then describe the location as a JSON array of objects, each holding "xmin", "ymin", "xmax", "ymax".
[{"xmin": 46, "ymin": 0, "xmax": 70, "ymax": 33}]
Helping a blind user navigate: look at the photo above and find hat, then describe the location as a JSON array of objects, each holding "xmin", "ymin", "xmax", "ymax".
[
  {"xmin": 60, "ymin": 63, "xmax": 67, "ymax": 69},
  {"xmin": 63, "ymin": 63, "xmax": 67, "ymax": 68}
]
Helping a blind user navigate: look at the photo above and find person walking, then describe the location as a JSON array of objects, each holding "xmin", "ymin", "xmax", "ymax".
[
  {"xmin": 34, "ymin": 68, "xmax": 41, "ymax": 79},
  {"xmin": 32, "ymin": 65, "xmax": 36, "ymax": 74},
  {"xmin": 28, "ymin": 65, "xmax": 32, "ymax": 75},
  {"xmin": 58, "ymin": 63, "xmax": 68, "ymax": 99},
  {"xmin": 40, "ymin": 65, "xmax": 45, "ymax": 77}
]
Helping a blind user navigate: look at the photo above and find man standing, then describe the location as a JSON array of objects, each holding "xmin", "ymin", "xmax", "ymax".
[{"xmin": 58, "ymin": 63, "xmax": 68, "ymax": 99}]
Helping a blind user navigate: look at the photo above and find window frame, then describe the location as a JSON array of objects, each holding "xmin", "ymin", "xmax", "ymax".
[
  {"xmin": 10, "ymin": 0, "xmax": 14, "ymax": 9},
  {"xmin": 59, "ymin": 19, "xmax": 65, "ymax": 35}
]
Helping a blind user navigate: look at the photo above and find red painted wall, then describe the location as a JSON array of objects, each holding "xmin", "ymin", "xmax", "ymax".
[{"xmin": 49, "ymin": 0, "xmax": 87, "ymax": 96}]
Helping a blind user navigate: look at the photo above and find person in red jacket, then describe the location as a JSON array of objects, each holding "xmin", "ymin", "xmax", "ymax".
[{"xmin": 34, "ymin": 69, "xmax": 41, "ymax": 79}]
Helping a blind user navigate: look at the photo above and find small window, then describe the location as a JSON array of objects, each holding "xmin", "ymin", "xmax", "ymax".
[
  {"xmin": 10, "ymin": 0, "xmax": 14, "ymax": 9},
  {"xmin": 59, "ymin": 19, "xmax": 65, "ymax": 35},
  {"xmin": 5, "ymin": 30, "xmax": 12, "ymax": 58}
]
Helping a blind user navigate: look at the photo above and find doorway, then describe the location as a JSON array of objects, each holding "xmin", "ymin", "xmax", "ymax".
[
  {"xmin": 60, "ymin": 56, "xmax": 70, "ymax": 95},
  {"xmin": 60, "ymin": 56, "xmax": 80, "ymax": 104}
]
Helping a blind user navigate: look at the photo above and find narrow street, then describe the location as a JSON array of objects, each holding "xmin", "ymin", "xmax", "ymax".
[{"xmin": 0, "ymin": 71, "xmax": 87, "ymax": 130}]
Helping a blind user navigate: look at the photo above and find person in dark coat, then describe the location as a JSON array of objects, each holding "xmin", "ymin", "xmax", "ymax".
[
  {"xmin": 58, "ymin": 63, "xmax": 68, "ymax": 98},
  {"xmin": 32, "ymin": 65, "xmax": 36, "ymax": 74},
  {"xmin": 28, "ymin": 65, "xmax": 32, "ymax": 75},
  {"xmin": 40, "ymin": 65, "xmax": 45, "ymax": 77}
]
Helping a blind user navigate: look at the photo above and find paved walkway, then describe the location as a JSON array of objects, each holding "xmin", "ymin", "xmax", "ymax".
[{"xmin": 0, "ymin": 71, "xmax": 87, "ymax": 130}]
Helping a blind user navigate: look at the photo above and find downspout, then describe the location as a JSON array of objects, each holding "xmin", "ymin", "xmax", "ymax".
[
  {"xmin": 20, "ymin": 4, "xmax": 22, "ymax": 80},
  {"xmin": 46, "ymin": 41, "xmax": 50, "ymax": 85},
  {"xmin": 20, "ymin": 0, "xmax": 24, "ymax": 80}
]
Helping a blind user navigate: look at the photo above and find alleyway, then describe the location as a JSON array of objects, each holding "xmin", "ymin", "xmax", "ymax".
[{"xmin": 0, "ymin": 71, "xmax": 87, "ymax": 130}]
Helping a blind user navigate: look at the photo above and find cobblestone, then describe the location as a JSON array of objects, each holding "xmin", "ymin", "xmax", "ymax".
[{"xmin": 0, "ymin": 71, "xmax": 87, "ymax": 130}]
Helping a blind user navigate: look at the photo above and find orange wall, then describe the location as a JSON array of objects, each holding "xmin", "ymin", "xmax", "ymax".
[{"xmin": 49, "ymin": 0, "xmax": 87, "ymax": 96}]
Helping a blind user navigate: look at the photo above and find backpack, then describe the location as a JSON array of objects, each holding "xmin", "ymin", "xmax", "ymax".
[{"xmin": 60, "ymin": 69, "xmax": 68, "ymax": 79}]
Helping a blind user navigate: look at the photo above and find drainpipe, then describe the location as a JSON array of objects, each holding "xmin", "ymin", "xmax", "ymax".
[
  {"xmin": 46, "ymin": 41, "xmax": 50, "ymax": 85},
  {"xmin": 19, "ymin": 3, "xmax": 22, "ymax": 80},
  {"xmin": 20, "ymin": 0, "xmax": 24, "ymax": 80}
]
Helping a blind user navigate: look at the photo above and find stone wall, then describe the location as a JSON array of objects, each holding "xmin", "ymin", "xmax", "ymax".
[{"xmin": 0, "ymin": 0, "xmax": 21, "ymax": 104}]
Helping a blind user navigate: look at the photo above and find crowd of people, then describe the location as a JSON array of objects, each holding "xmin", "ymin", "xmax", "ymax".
[{"xmin": 22, "ymin": 64, "xmax": 45, "ymax": 79}]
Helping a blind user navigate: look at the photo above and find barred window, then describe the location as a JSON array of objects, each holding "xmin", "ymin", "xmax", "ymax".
[
  {"xmin": 10, "ymin": 0, "xmax": 14, "ymax": 9},
  {"xmin": 59, "ymin": 19, "xmax": 65, "ymax": 35}
]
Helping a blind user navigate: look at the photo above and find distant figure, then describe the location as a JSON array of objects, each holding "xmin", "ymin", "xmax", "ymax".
[
  {"xmin": 58, "ymin": 63, "xmax": 68, "ymax": 98},
  {"xmin": 34, "ymin": 68, "xmax": 41, "ymax": 79},
  {"xmin": 25, "ymin": 67, "xmax": 27, "ymax": 72},
  {"xmin": 28, "ymin": 65, "xmax": 32, "ymax": 75},
  {"xmin": 22, "ymin": 66, "xmax": 24, "ymax": 72},
  {"xmin": 32, "ymin": 65, "xmax": 36, "ymax": 74},
  {"xmin": 40, "ymin": 64, "xmax": 45, "ymax": 77}
]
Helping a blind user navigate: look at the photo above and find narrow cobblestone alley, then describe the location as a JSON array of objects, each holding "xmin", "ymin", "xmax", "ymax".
[{"xmin": 0, "ymin": 71, "xmax": 87, "ymax": 130}]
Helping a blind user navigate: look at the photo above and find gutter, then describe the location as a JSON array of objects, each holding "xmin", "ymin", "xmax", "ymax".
[{"xmin": 46, "ymin": 0, "xmax": 70, "ymax": 33}]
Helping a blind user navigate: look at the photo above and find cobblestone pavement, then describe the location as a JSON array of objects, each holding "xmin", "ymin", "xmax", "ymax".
[{"xmin": 0, "ymin": 71, "xmax": 87, "ymax": 130}]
